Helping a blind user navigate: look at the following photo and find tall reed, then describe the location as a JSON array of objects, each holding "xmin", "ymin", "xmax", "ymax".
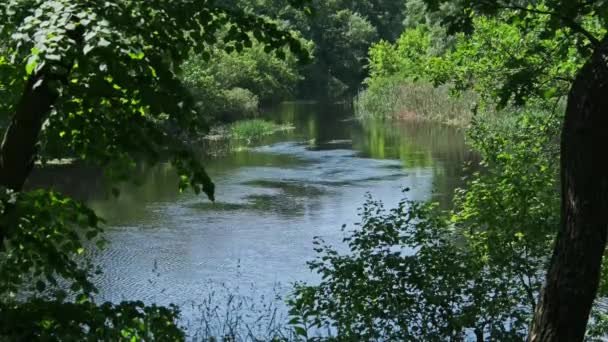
[{"xmin": 355, "ymin": 78, "xmax": 478, "ymax": 126}]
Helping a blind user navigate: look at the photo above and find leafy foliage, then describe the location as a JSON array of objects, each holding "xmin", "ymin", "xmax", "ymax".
[
  {"xmin": 0, "ymin": 0, "xmax": 311, "ymax": 339},
  {"xmin": 230, "ymin": 0, "xmax": 404, "ymax": 97},
  {"xmin": 447, "ymin": 12, "xmax": 599, "ymax": 108},
  {"xmin": 420, "ymin": 0, "xmax": 607, "ymax": 108},
  {"xmin": 1, "ymin": 0, "xmax": 310, "ymax": 196},
  {"xmin": 356, "ymin": 1, "xmax": 600, "ymax": 123},
  {"xmin": 0, "ymin": 300, "xmax": 184, "ymax": 341},
  {"xmin": 356, "ymin": 24, "xmax": 476, "ymax": 124},
  {"xmin": 181, "ymin": 31, "xmax": 310, "ymax": 122},
  {"xmin": 288, "ymin": 111, "xmax": 567, "ymax": 340},
  {"xmin": 0, "ymin": 189, "xmax": 102, "ymax": 297}
]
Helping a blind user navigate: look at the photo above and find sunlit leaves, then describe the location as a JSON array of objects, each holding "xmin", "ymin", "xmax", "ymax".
[
  {"xmin": 0, "ymin": 0, "xmax": 312, "ymax": 201},
  {"xmin": 417, "ymin": 0, "xmax": 607, "ymax": 108},
  {"xmin": 0, "ymin": 190, "xmax": 105, "ymax": 297},
  {"xmin": 369, "ymin": 5, "xmax": 592, "ymax": 110}
]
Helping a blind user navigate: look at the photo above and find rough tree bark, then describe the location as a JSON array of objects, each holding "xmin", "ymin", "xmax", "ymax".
[
  {"xmin": 529, "ymin": 34, "xmax": 608, "ymax": 341},
  {"xmin": 0, "ymin": 74, "xmax": 59, "ymax": 190},
  {"xmin": 0, "ymin": 72, "xmax": 62, "ymax": 244}
]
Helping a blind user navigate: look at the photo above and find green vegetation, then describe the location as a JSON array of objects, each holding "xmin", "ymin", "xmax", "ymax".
[
  {"xmin": 2, "ymin": 0, "xmax": 608, "ymax": 340},
  {"xmin": 181, "ymin": 35, "xmax": 310, "ymax": 123},
  {"xmin": 289, "ymin": 110, "xmax": 567, "ymax": 340},
  {"xmin": 229, "ymin": 119, "xmax": 294, "ymax": 141},
  {"xmin": 178, "ymin": 0, "xmax": 410, "ymax": 124},
  {"xmin": 355, "ymin": 78, "xmax": 477, "ymax": 125},
  {"xmin": 231, "ymin": 0, "xmax": 406, "ymax": 98},
  {"xmin": 355, "ymin": 0, "xmax": 591, "ymax": 126},
  {"xmin": 290, "ymin": 0, "xmax": 608, "ymax": 340}
]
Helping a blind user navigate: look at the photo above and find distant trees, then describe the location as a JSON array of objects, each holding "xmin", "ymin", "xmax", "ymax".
[
  {"xmin": 181, "ymin": 33, "xmax": 310, "ymax": 122},
  {"xmin": 229, "ymin": 0, "xmax": 406, "ymax": 97}
]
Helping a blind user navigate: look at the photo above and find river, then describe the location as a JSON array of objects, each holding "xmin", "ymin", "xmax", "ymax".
[{"xmin": 30, "ymin": 101, "xmax": 471, "ymax": 334}]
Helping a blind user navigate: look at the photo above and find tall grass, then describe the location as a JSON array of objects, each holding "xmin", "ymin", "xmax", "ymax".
[
  {"xmin": 354, "ymin": 77, "xmax": 478, "ymax": 126},
  {"xmin": 229, "ymin": 119, "xmax": 294, "ymax": 142},
  {"xmin": 183, "ymin": 282, "xmax": 296, "ymax": 341},
  {"xmin": 140, "ymin": 261, "xmax": 300, "ymax": 341}
]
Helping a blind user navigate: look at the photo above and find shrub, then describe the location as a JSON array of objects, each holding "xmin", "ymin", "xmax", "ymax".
[
  {"xmin": 220, "ymin": 88, "xmax": 260, "ymax": 122},
  {"xmin": 229, "ymin": 119, "xmax": 293, "ymax": 142},
  {"xmin": 180, "ymin": 34, "xmax": 307, "ymax": 123}
]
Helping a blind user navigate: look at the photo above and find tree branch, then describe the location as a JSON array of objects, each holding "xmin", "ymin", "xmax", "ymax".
[{"xmin": 490, "ymin": 2, "xmax": 601, "ymax": 47}]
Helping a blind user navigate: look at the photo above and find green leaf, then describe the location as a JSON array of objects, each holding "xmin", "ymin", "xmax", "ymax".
[
  {"xmin": 128, "ymin": 51, "xmax": 145, "ymax": 60},
  {"xmin": 25, "ymin": 55, "xmax": 39, "ymax": 75},
  {"xmin": 294, "ymin": 326, "xmax": 307, "ymax": 337}
]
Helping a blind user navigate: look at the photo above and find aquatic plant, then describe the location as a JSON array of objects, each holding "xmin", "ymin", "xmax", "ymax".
[{"xmin": 229, "ymin": 120, "xmax": 294, "ymax": 142}]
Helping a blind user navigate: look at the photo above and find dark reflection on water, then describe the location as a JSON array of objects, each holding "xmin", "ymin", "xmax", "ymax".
[{"xmin": 27, "ymin": 101, "xmax": 473, "ymax": 318}]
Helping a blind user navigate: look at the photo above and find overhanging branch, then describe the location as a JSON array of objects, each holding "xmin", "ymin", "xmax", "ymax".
[{"xmin": 486, "ymin": 1, "xmax": 601, "ymax": 47}]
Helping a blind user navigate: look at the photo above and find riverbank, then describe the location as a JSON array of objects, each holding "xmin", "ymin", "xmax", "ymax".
[
  {"xmin": 205, "ymin": 119, "xmax": 295, "ymax": 143},
  {"xmin": 200, "ymin": 118, "xmax": 295, "ymax": 159},
  {"xmin": 354, "ymin": 79, "xmax": 479, "ymax": 127}
]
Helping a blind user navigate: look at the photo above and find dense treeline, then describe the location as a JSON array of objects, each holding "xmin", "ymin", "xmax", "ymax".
[
  {"xmin": 227, "ymin": 0, "xmax": 404, "ymax": 97},
  {"xmin": 356, "ymin": 0, "xmax": 592, "ymax": 124},
  {"xmin": 179, "ymin": 0, "xmax": 406, "ymax": 123}
]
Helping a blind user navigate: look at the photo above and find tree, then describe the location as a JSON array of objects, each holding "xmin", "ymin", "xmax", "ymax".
[
  {"xmin": 229, "ymin": 0, "xmax": 402, "ymax": 97},
  {"xmin": 0, "ymin": 0, "xmax": 309, "ymax": 338},
  {"xmin": 421, "ymin": 0, "xmax": 608, "ymax": 339}
]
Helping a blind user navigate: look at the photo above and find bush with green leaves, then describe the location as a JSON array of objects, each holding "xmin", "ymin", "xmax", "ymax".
[
  {"xmin": 355, "ymin": 25, "xmax": 473, "ymax": 124},
  {"xmin": 221, "ymin": 87, "xmax": 260, "ymax": 120},
  {"xmin": 287, "ymin": 110, "xmax": 579, "ymax": 340},
  {"xmin": 181, "ymin": 32, "xmax": 310, "ymax": 123}
]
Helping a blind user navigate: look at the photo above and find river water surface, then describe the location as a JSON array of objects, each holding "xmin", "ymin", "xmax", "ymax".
[{"xmin": 43, "ymin": 102, "xmax": 470, "ymax": 324}]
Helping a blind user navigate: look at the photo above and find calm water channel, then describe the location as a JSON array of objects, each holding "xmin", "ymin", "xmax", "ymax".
[{"xmin": 31, "ymin": 101, "xmax": 472, "ymax": 323}]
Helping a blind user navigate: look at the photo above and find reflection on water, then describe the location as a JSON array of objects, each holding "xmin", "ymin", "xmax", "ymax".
[{"xmin": 28, "ymin": 101, "xmax": 472, "ymax": 318}]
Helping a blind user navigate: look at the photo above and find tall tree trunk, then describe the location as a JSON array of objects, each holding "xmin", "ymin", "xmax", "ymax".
[
  {"xmin": 529, "ymin": 35, "xmax": 608, "ymax": 341},
  {"xmin": 0, "ymin": 74, "xmax": 59, "ymax": 190},
  {"xmin": 0, "ymin": 72, "xmax": 62, "ymax": 243}
]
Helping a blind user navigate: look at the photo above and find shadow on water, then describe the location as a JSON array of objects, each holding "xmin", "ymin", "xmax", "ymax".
[
  {"xmin": 189, "ymin": 180, "xmax": 327, "ymax": 217},
  {"xmin": 26, "ymin": 101, "xmax": 474, "ymax": 321},
  {"xmin": 241, "ymin": 179, "xmax": 326, "ymax": 197}
]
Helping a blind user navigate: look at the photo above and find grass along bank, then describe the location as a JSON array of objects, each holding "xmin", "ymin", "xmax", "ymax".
[
  {"xmin": 354, "ymin": 78, "xmax": 479, "ymax": 127},
  {"xmin": 205, "ymin": 119, "xmax": 295, "ymax": 143},
  {"xmin": 230, "ymin": 119, "xmax": 295, "ymax": 141}
]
